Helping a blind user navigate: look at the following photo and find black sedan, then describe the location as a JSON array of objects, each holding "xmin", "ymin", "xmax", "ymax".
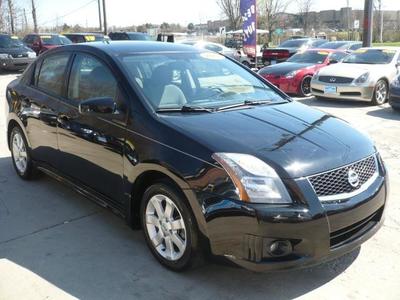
[{"xmin": 5, "ymin": 41, "xmax": 387, "ymax": 272}]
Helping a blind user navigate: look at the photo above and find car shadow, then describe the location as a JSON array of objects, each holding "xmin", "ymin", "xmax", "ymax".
[
  {"xmin": 0, "ymin": 156, "xmax": 360, "ymax": 300},
  {"xmin": 366, "ymin": 106, "xmax": 400, "ymax": 121}
]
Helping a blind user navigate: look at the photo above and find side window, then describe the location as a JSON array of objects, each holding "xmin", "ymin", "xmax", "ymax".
[
  {"xmin": 24, "ymin": 35, "xmax": 33, "ymax": 44},
  {"xmin": 37, "ymin": 54, "xmax": 70, "ymax": 96},
  {"xmin": 68, "ymin": 54, "xmax": 117, "ymax": 102}
]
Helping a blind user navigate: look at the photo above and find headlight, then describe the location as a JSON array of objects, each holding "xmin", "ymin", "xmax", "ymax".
[
  {"xmin": 212, "ymin": 153, "xmax": 292, "ymax": 204},
  {"xmin": 284, "ymin": 70, "xmax": 299, "ymax": 78},
  {"xmin": 28, "ymin": 52, "xmax": 36, "ymax": 58},
  {"xmin": 0, "ymin": 53, "xmax": 11, "ymax": 59},
  {"xmin": 354, "ymin": 72, "xmax": 369, "ymax": 84},
  {"xmin": 312, "ymin": 70, "xmax": 320, "ymax": 80}
]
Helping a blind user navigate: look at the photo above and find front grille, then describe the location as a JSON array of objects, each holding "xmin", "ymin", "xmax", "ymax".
[
  {"xmin": 11, "ymin": 53, "xmax": 28, "ymax": 58},
  {"xmin": 319, "ymin": 76, "xmax": 354, "ymax": 84},
  {"xmin": 308, "ymin": 155, "xmax": 377, "ymax": 199},
  {"xmin": 330, "ymin": 207, "xmax": 383, "ymax": 248}
]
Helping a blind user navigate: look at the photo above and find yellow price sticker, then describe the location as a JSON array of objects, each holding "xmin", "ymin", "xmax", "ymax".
[
  {"xmin": 11, "ymin": 36, "xmax": 19, "ymax": 39},
  {"xmin": 317, "ymin": 51, "xmax": 329, "ymax": 55},
  {"xmin": 85, "ymin": 35, "xmax": 96, "ymax": 42},
  {"xmin": 382, "ymin": 49, "xmax": 396, "ymax": 54},
  {"xmin": 40, "ymin": 35, "xmax": 52, "ymax": 39},
  {"xmin": 354, "ymin": 49, "xmax": 367, "ymax": 53}
]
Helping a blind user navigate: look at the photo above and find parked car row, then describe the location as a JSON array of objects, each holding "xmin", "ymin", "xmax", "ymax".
[{"xmin": 258, "ymin": 45, "xmax": 400, "ymax": 109}]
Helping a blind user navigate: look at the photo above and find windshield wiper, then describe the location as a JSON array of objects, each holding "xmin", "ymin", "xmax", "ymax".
[
  {"xmin": 156, "ymin": 105, "xmax": 215, "ymax": 113},
  {"xmin": 216, "ymin": 99, "xmax": 282, "ymax": 112}
]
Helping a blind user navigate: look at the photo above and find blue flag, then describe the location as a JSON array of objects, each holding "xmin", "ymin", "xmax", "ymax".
[{"xmin": 240, "ymin": 0, "xmax": 257, "ymax": 56}]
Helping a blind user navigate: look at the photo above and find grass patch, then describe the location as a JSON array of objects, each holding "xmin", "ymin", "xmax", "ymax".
[{"xmin": 373, "ymin": 42, "xmax": 400, "ymax": 47}]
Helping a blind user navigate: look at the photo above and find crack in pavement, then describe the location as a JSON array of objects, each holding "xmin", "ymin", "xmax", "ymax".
[{"xmin": 0, "ymin": 211, "xmax": 100, "ymax": 246}]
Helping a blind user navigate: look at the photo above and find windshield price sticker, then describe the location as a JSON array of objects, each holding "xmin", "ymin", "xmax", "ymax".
[
  {"xmin": 318, "ymin": 51, "xmax": 329, "ymax": 55},
  {"xmin": 85, "ymin": 35, "xmax": 96, "ymax": 41},
  {"xmin": 40, "ymin": 36, "xmax": 52, "ymax": 39},
  {"xmin": 11, "ymin": 36, "xmax": 18, "ymax": 39}
]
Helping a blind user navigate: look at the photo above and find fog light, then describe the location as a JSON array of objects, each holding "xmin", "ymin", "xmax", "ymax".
[{"xmin": 268, "ymin": 240, "xmax": 293, "ymax": 257}]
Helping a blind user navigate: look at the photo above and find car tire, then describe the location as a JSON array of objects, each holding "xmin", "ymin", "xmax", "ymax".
[
  {"xmin": 372, "ymin": 79, "xmax": 388, "ymax": 105},
  {"xmin": 10, "ymin": 126, "xmax": 38, "ymax": 180},
  {"xmin": 141, "ymin": 182, "xmax": 203, "ymax": 271},
  {"xmin": 300, "ymin": 75, "xmax": 313, "ymax": 97}
]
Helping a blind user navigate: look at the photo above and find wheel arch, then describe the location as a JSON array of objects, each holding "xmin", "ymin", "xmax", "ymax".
[{"xmin": 7, "ymin": 118, "xmax": 30, "ymax": 150}]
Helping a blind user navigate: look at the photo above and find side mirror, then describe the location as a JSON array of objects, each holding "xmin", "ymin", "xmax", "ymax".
[
  {"xmin": 32, "ymin": 41, "xmax": 40, "ymax": 48},
  {"xmin": 395, "ymin": 63, "xmax": 400, "ymax": 68},
  {"xmin": 329, "ymin": 59, "xmax": 339, "ymax": 65},
  {"xmin": 79, "ymin": 97, "xmax": 117, "ymax": 115}
]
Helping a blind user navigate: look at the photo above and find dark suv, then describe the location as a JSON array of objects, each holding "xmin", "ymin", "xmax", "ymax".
[
  {"xmin": 108, "ymin": 31, "xmax": 151, "ymax": 41},
  {"xmin": 0, "ymin": 34, "xmax": 36, "ymax": 71},
  {"xmin": 5, "ymin": 42, "xmax": 387, "ymax": 272},
  {"xmin": 23, "ymin": 33, "xmax": 72, "ymax": 55}
]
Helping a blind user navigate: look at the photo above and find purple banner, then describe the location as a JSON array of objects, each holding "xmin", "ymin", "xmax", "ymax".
[{"xmin": 240, "ymin": 0, "xmax": 257, "ymax": 56}]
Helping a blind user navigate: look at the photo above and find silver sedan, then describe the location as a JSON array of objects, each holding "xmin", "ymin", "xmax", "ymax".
[{"xmin": 311, "ymin": 47, "xmax": 400, "ymax": 105}]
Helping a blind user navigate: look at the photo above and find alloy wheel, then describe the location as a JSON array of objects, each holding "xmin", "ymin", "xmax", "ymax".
[
  {"xmin": 12, "ymin": 131, "xmax": 28, "ymax": 174},
  {"xmin": 145, "ymin": 194, "xmax": 187, "ymax": 261},
  {"xmin": 301, "ymin": 76, "xmax": 312, "ymax": 97},
  {"xmin": 375, "ymin": 80, "xmax": 388, "ymax": 105}
]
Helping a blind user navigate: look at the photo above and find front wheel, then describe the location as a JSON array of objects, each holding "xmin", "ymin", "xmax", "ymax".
[
  {"xmin": 141, "ymin": 183, "xmax": 203, "ymax": 271},
  {"xmin": 372, "ymin": 79, "xmax": 388, "ymax": 105},
  {"xmin": 300, "ymin": 75, "xmax": 313, "ymax": 97}
]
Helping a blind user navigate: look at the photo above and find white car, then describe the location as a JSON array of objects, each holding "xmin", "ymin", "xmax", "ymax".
[{"xmin": 311, "ymin": 47, "xmax": 400, "ymax": 105}]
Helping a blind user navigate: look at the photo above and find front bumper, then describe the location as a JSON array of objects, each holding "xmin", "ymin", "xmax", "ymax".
[
  {"xmin": 389, "ymin": 87, "xmax": 400, "ymax": 109},
  {"xmin": 263, "ymin": 75, "xmax": 299, "ymax": 95},
  {"xmin": 201, "ymin": 172, "xmax": 387, "ymax": 272},
  {"xmin": 311, "ymin": 79, "xmax": 375, "ymax": 102},
  {"xmin": 0, "ymin": 57, "xmax": 36, "ymax": 70}
]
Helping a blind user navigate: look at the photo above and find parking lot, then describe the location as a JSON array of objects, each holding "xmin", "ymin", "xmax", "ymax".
[{"xmin": 0, "ymin": 72, "xmax": 399, "ymax": 300}]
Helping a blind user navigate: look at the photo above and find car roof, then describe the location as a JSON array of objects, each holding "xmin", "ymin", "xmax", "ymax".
[
  {"xmin": 304, "ymin": 48, "xmax": 345, "ymax": 53},
  {"xmin": 52, "ymin": 41, "xmax": 201, "ymax": 54},
  {"xmin": 64, "ymin": 33, "xmax": 104, "ymax": 36}
]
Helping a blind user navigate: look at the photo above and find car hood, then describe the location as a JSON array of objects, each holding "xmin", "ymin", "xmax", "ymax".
[
  {"xmin": 160, "ymin": 101, "xmax": 375, "ymax": 179},
  {"xmin": 0, "ymin": 46, "xmax": 32, "ymax": 54},
  {"xmin": 318, "ymin": 63, "xmax": 387, "ymax": 79},
  {"xmin": 260, "ymin": 62, "xmax": 314, "ymax": 76}
]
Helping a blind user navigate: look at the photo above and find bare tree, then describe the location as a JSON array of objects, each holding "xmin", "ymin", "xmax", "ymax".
[
  {"xmin": 31, "ymin": 0, "xmax": 38, "ymax": 33},
  {"xmin": 297, "ymin": 0, "xmax": 314, "ymax": 35},
  {"xmin": 7, "ymin": 0, "xmax": 14, "ymax": 33},
  {"xmin": 216, "ymin": 0, "xmax": 241, "ymax": 30},
  {"xmin": 258, "ymin": 0, "xmax": 289, "ymax": 42}
]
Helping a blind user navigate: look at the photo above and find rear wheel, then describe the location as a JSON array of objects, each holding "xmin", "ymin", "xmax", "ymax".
[
  {"xmin": 10, "ymin": 126, "xmax": 37, "ymax": 180},
  {"xmin": 141, "ymin": 182, "xmax": 203, "ymax": 271},
  {"xmin": 372, "ymin": 79, "xmax": 388, "ymax": 105},
  {"xmin": 300, "ymin": 75, "xmax": 313, "ymax": 97}
]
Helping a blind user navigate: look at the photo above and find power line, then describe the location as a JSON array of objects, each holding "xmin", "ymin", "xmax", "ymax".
[{"xmin": 38, "ymin": 0, "xmax": 97, "ymax": 26}]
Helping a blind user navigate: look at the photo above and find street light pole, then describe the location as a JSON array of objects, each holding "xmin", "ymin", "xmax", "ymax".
[
  {"xmin": 362, "ymin": 0, "xmax": 373, "ymax": 47},
  {"xmin": 102, "ymin": 0, "xmax": 107, "ymax": 35}
]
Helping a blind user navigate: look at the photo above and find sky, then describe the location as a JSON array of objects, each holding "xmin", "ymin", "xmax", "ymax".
[{"xmin": 15, "ymin": 0, "xmax": 400, "ymax": 28}]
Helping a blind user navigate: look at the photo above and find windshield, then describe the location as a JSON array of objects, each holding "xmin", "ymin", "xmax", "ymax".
[
  {"xmin": 128, "ymin": 33, "xmax": 151, "ymax": 41},
  {"xmin": 0, "ymin": 35, "xmax": 24, "ymax": 48},
  {"xmin": 287, "ymin": 50, "xmax": 329, "ymax": 64},
  {"xmin": 320, "ymin": 42, "xmax": 348, "ymax": 49},
  {"xmin": 279, "ymin": 39, "xmax": 308, "ymax": 48},
  {"xmin": 41, "ymin": 35, "xmax": 72, "ymax": 45},
  {"xmin": 342, "ymin": 49, "xmax": 396, "ymax": 64},
  {"xmin": 119, "ymin": 51, "xmax": 286, "ymax": 110}
]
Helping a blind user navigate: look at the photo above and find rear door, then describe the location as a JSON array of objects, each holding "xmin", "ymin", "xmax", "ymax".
[
  {"xmin": 17, "ymin": 52, "xmax": 71, "ymax": 167},
  {"xmin": 56, "ymin": 52, "xmax": 128, "ymax": 204}
]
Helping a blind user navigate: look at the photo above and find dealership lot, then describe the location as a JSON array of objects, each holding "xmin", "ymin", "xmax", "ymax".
[{"xmin": 0, "ymin": 73, "xmax": 399, "ymax": 299}]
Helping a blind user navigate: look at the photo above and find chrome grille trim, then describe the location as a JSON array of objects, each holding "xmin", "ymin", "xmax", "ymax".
[{"xmin": 307, "ymin": 155, "xmax": 379, "ymax": 202}]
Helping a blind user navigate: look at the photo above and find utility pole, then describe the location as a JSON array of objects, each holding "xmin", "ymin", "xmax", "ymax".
[
  {"xmin": 97, "ymin": 0, "xmax": 102, "ymax": 32},
  {"xmin": 102, "ymin": 0, "xmax": 107, "ymax": 35},
  {"xmin": 362, "ymin": 0, "xmax": 373, "ymax": 47},
  {"xmin": 347, "ymin": 0, "xmax": 351, "ymax": 40},
  {"xmin": 8, "ymin": 0, "xmax": 15, "ymax": 34},
  {"xmin": 31, "ymin": 0, "xmax": 38, "ymax": 33}
]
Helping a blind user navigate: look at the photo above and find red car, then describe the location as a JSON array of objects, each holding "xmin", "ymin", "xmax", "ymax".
[
  {"xmin": 23, "ymin": 34, "xmax": 72, "ymax": 55},
  {"xmin": 258, "ymin": 49, "xmax": 348, "ymax": 97}
]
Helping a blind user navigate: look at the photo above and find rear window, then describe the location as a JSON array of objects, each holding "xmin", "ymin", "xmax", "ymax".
[
  {"xmin": 279, "ymin": 39, "xmax": 308, "ymax": 48},
  {"xmin": 40, "ymin": 35, "xmax": 72, "ymax": 45}
]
